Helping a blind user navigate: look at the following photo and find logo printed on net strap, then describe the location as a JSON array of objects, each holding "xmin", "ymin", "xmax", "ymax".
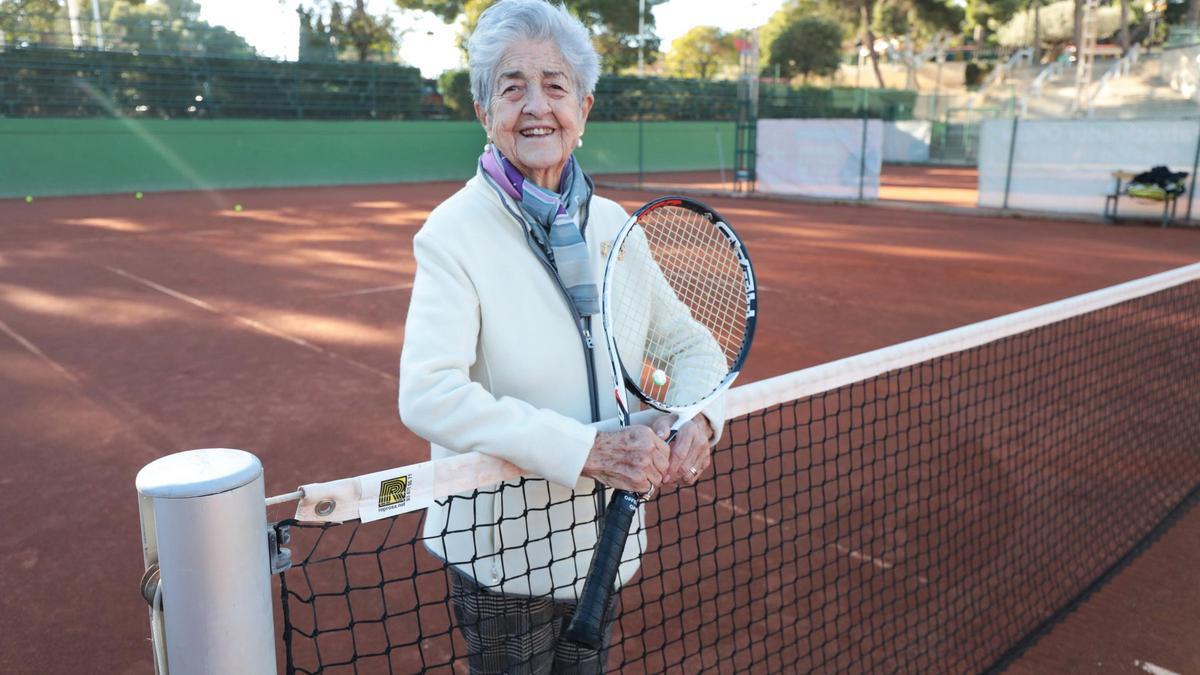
[{"xmin": 378, "ymin": 474, "xmax": 413, "ymax": 511}]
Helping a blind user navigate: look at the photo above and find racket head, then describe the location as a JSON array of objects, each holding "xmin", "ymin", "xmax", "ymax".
[{"xmin": 601, "ymin": 196, "xmax": 757, "ymax": 413}]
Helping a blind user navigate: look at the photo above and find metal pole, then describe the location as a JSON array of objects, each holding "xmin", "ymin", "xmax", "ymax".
[
  {"xmin": 859, "ymin": 91, "xmax": 869, "ymax": 200},
  {"xmin": 1187, "ymin": 117, "xmax": 1200, "ymax": 222},
  {"xmin": 137, "ymin": 449, "xmax": 277, "ymax": 675},
  {"xmin": 1002, "ymin": 116, "xmax": 1020, "ymax": 209},
  {"xmin": 65, "ymin": 0, "xmax": 84, "ymax": 49},
  {"xmin": 638, "ymin": 0, "xmax": 645, "ymax": 77},
  {"xmin": 715, "ymin": 126, "xmax": 728, "ymax": 189},
  {"xmin": 90, "ymin": 0, "xmax": 105, "ymax": 49},
  {"xmin": 933, "ymin": 37, "xmax": 945, "ymax": 119},
  {"xmin": 637, "ymin": 101, "xmax": 645, "ymax": 188}
]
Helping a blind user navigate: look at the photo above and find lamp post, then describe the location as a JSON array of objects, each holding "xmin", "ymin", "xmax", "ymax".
[{"xmin": 638, "ymin": 0, "xmax": 645, "ymax": 76}]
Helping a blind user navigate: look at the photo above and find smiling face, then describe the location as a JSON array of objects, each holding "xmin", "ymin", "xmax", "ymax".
[{"xmin": 475, "ymin": 40, "xmax": 593, "ymax": 190}]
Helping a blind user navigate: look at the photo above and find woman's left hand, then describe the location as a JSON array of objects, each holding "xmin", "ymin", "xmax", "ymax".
[{"xmin": 650, "ymin": 414, "xmax": 713, "ymax": 488}]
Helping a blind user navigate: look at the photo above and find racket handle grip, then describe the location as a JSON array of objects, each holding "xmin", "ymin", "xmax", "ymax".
[{"xmin": 565, "ymin": 488, "xmax": 639, "ymax": 648}]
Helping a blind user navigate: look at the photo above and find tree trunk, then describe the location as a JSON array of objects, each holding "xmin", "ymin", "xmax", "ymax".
[
  {"xmin": 1119, "ymin": 0, "xmax": 1130, "ymax": 53},
  {"xmin": 1073, "ymin": 0, "xmax": 1083, "ymax": 57},
  {"xmin": 860, "ymin": 4, "xmax": 885, "ymax": 88},
  {"xmin": 867, "ymin": 30, "xmax": 886, "ymax": 88},
  {"xmin": 1033, "ymin": 0, "xmax": 1042, "ymax": 63},
  {"xmin": 1188, "ymin": 0, "xmax": 1200, "ymax": 28}
]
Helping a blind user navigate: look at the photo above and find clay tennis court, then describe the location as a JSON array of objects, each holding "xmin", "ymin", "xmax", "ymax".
[
  {"xmin": 594, "ymin": 164, "xmax": 981, "ymax": 209},
  {"xmin": 2, "ymin": 179, "xmax": 1199, "ymax": 673}
]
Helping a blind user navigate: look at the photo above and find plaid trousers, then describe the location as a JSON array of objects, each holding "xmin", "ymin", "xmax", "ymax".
[{"xmin": 448, "ymin": 567, "xmax": 618, "ymax": 674}]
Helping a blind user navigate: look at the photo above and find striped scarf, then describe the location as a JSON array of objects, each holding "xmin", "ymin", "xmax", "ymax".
[{"xmin": 480, "ymin": 144, "xmax": 599, "ymax": 317}]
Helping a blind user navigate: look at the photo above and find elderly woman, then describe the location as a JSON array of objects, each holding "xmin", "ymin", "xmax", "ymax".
[{"xmin": 398, "ymin": 1, "xmax": 723, "ymax": 672}]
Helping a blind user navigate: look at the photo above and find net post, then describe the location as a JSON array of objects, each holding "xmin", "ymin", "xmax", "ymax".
[{"xmin": 136, "ymin": 449, "xmax": 277, "ymax": 675}]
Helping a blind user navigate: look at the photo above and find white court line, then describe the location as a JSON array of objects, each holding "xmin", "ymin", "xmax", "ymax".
[
  {"xmin": 0, "ymin": 318, "xmax": 84, "ymax": 386},
  {"xmin": 0, "ymin": 317, "xmax": 177, "ymax": 448},
  {"xmin": 1135, "ymin": 660, "xmax": 1180, "ymax": 675},
  {"xmin": 695, "ymin": 489, "xmax": 779, "ymax": 526},
  {"xmin": 834, "ymin": 543, "xmax": 929, "ymax": 584},
  {"xmin": 106, "ymin": 266, "xmax": 397, "ymax": 383},
  {"xmin": 322, "ymin": 283, "xmax": 412, "ymax": 298}
]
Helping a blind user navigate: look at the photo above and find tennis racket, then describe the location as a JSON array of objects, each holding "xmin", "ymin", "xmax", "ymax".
[{"xmin": 565, "ymin": 196, "xmax": 757, "ymax": 648}]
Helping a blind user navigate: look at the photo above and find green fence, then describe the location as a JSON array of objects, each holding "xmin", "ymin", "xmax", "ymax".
[
  {"xmin": 0, "ymin": 119, "xmax": 734, "ymax": 198},
  {"xmin": 0, "ymin": 46, "xmax": 912, "ymax": 196}
]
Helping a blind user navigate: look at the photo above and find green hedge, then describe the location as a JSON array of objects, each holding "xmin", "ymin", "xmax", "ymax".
[{"xmin": 0, "ymin": 47, "xmax": 423, "ymax": 119}]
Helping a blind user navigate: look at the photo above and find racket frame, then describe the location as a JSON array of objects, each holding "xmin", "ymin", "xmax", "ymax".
[
  {"xmin": 565, "ymin": 196, "xmax": 757, "ymax": 648},
  {"xmin": 602, "ymin": 196, "xmax": 757, "ymax": 429}
]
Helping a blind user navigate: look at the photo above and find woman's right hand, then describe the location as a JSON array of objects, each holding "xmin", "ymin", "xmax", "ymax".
[{"xmin": 581, "ymin": 426, "xmax": 671, "ymax": 493}]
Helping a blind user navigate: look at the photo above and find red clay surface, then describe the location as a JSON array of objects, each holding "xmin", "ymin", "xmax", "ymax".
[
  {"xmin": 2, "ymin": 180, "xmax": 1199, "ymax": 674},
  {"xmin": 595, "ymin": 164, "xmax": 981, "ymax": 209},
  {"xmin": 879, "ymin": 164, "xmax": 979, "ymax": 208}
]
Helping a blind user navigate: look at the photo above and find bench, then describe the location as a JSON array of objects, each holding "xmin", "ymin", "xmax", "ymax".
[{"xmin": 1104, "ymin": 170, "xmax": 1181, "ymax": 228}]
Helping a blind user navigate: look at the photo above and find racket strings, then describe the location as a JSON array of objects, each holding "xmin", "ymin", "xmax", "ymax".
[
  {"xmin": 610, "ymin": 204, "xmax": 750, "ymax": 407},
  {"xmin": 642, "ymin": 207, "xmax": 747, "ymax": 356}
]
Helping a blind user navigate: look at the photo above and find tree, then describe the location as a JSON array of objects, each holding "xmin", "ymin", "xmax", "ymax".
[
  {"xmin": 761, "ymin": 0, "xmax": 855, "ymax": 59},
  {"xmin": 106, "ymin": 0, "xmax": 256, "ymax": 56},
  {"xmin": 768, "ymin": 16, "xmax": 843, "ymax": 83},
  {"xmin": 334, "ymin": 0, "xmax": 399, "ymax": 62},
  {"xmin": 965, "ymin": 0, "xmax": 1022, "ymax": 39},
  {"xmin": 664, "ymin": 26, "xmax": 736, "ymax": 80},
  {"xmin": 298, "ymin": 7, "xmax": 337, "ymax": 61},
  {"xmin": 396, "ymin": 0, "xmax": 659, "ymax": 73},
  {"xmin": 995, "ymin": 0, "xmax": 1118, "ymax": 50},
  {"xmin": 1118, "ymin": 0, "xmax": 1128, "ymax": 52},
  {"xmin": 0, "ymin": 0, "xmax": 65, "ymax": 47},
  {"xmin": 438, "ymin": 68, "xmax": 473, "ymax": 118},
  {"xmin": 300, "ymin": 1, "xmax": 399, "ymax": 62},
  {"xmin": 759, "ymin": 0, "xmax": 890, "ymax": 88}
]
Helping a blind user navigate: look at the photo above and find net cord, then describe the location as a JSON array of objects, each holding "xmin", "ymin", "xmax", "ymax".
[{"xmin": 271, "ymin": 261, "xmax": 1200, "ymax": 521}]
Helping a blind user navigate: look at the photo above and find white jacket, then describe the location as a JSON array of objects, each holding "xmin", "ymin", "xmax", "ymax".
[{"xmin": 399, "ymin": 169, "xmax": 723, "ymax": 600}]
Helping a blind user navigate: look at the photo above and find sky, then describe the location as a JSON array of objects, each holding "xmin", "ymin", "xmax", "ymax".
[{"xmin": 197, "ymin": 0, "xmax": 786, "ymax": 77}]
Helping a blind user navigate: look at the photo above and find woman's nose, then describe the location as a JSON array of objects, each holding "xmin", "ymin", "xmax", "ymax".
[{"xmin": 523, "ymin": 88, "xmax": 552, "ymax": 116}]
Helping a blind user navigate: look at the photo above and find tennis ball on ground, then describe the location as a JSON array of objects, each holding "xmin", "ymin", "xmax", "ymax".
[
  {"xmin": 24, "ymin": 195, "xmax": 33, "ymax": 203},
  {"xmin": 652, "ymin": 369, "xmax": 667, "ymax": 386},
  {"xmin": 234, "ymin": 203, "xmax": 243, "ymax": 212},
  {"xmin": 135, "ymin": 191, "xmax": 143, "ymax": 200}
]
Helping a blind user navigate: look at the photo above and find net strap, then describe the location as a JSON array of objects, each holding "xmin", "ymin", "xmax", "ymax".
[{"xmin": 281, "ymin": 261, "xmax": 1200, "ymax": 524}]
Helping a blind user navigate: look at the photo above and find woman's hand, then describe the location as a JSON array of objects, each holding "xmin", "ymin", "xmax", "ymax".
[
  {"xmin": 582, "ymin": 426, "xmax": 671, "ymax": 493},
  {"xmin": 651, "ymin": 414, "xmax": 713, "ymax": 488}
]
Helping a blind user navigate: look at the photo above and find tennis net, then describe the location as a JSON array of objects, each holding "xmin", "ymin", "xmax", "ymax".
[{"xmin": 276, "ymin": 264, "xmax": 1200, "ymax": 673}]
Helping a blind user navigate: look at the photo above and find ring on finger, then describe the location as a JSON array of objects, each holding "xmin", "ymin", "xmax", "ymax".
[{"xmin": 688, "ymin": 466, "xmax": 699, "ymax": 478}]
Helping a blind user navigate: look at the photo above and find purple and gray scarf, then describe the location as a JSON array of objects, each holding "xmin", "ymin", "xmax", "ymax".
[{"xmin": 480, "ymin": 144, "xmax": 598, "ymax": 317}]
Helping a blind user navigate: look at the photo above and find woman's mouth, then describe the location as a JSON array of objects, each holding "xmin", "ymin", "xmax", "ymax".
[{"xmin": 520, "ymin": 127, "xmax": 555, "ymax": 137}]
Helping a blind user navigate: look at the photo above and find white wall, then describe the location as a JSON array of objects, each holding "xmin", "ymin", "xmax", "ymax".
[
  {"xmin": 757, "ymin": 119, "xmax": 883, "ymax": 199},
  {"xmin": 883, "ymin": 121, "xmax": 932, "ymax": 163},
  {"xmin": 978, "ymin": 118, "xmax": 1199, "ymax": 220}
]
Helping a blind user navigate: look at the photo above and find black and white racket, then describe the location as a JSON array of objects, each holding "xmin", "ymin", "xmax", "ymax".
[{"xmin": 565, "ymin": 196, "xmax": 757, "ymax": 648}]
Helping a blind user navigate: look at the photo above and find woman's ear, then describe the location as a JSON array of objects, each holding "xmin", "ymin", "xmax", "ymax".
[
  {"xmin": 474, "ymin": 101, "xmax": 490, "ymax": 138},
  {"xmin": 579, "ymin": 93, "xmax": 594, "ymax": 126}
]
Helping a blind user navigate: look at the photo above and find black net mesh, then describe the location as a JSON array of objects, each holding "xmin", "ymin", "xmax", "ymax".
[{"xmin": 280, "ymin": 280, "xmax": 1200, "ymax": 673}]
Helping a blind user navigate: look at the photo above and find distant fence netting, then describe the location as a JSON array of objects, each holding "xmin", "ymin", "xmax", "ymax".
[
  {"xmin": 278, "ymin": 270, "xmax": 1200, "ymax": 673},
  {"xmin": 0, "ymin": 46, "xmax": 424, "ymax": 119},
  {"xmin": 0, "ymin": 46, "xmax": 916, "ymax": 122}
]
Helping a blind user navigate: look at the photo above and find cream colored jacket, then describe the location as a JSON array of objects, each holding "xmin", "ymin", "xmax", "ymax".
[{"xmin": 399, "ymin": 169, "xmax": 723, "ymax": 600}]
